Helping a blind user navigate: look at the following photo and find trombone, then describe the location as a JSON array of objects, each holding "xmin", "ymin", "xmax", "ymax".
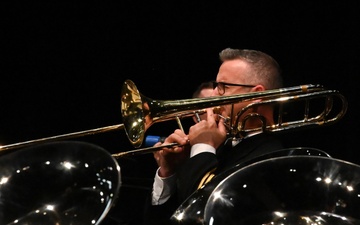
[{"xmin": 0, "ymin": 80, "xmax": 348, "ymax": 156}]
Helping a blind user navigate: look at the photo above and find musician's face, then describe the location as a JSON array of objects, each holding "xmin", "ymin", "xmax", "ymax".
[{"xmin": 214, "ymin": 59, "xmax": 255, "ymax": 121}]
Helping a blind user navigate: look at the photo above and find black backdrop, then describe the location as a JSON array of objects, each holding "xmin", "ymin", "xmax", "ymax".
[{"xmin": 1, "ymin": 1, "xmax": 360, "ymax": 224}]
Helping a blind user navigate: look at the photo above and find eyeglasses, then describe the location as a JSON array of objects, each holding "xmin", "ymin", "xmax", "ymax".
[{"xmin": 212, "ymin": 81, "xmax": 255, "ymax": 95}]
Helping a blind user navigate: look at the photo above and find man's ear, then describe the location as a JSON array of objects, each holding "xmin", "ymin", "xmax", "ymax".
[
  {"xmin": 250, "ymin": 85, "xmax": 266, "ymax": 103},
  {"xmin": 252, "ymin": 84, "xmax": 265, "ymax": 92}
]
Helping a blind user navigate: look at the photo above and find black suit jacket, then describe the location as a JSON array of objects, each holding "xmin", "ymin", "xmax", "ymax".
[{"xmin": 143, "ymin": 133, "xmax": 283, "ymax": 225}]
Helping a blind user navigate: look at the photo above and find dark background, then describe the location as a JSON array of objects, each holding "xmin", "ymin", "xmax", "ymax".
[{"xmin": 1, "ymin": 1, "xmax": 360, "ymax": 224}]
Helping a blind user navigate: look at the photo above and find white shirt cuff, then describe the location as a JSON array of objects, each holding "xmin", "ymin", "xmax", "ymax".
[
  {"xmin": 151, "ymin": 167, "xmax": 177, "ymax": 205},
  {"xmin": 190, "ymin": 143, "xmax": 216, "ymax": 157}
]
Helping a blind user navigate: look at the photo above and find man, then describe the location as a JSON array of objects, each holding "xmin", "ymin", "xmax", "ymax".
[{"xmin": 143, "ymin": 48, "xmax": 284, "ymax": 224}]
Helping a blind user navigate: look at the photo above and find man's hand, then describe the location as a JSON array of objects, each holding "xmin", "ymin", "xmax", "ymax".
[
  {"xmin": 188, "ymin": 108, "xmax": 227, "ymax": 149},
  {"xmin": 153, "ymin": 129, "xmax": 190, "ymax": 177}
]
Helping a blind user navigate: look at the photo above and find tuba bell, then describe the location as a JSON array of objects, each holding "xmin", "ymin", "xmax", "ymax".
[
  {"xmin": 0, "ymin": 141, "xmax": 121, "ymax": 225},
  {"xmin": 171, "ymin": 148, "xmax": 360, "ymax": 225}
]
